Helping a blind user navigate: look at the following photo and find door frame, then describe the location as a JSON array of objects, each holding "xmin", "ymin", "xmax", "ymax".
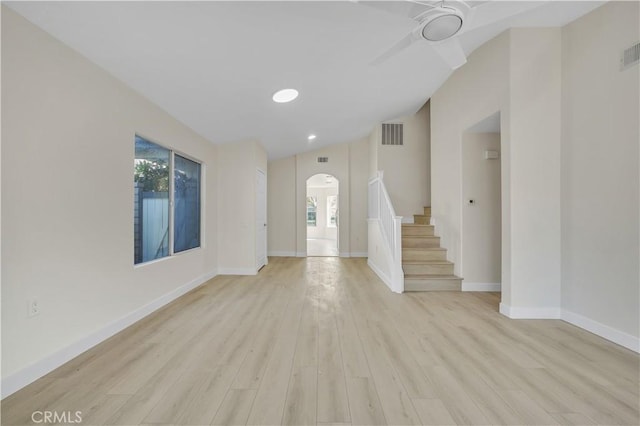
[{"xmin": 256, "ymin": 168, "xmax": 267, "ymax": 270}]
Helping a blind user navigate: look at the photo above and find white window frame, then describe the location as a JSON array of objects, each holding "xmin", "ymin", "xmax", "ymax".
[
  {"xmin": 327, "ymin": 195, "xmax": 337, "ymax": 228},
  {"xmin": 306, "ymin": 196, "xmax": 317, "ymax": 227}
]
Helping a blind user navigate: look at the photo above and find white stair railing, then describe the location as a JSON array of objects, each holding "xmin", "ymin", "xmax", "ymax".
[{"xmin": 368, "ymin": 171, "xmax": 404, "ymax": 293}]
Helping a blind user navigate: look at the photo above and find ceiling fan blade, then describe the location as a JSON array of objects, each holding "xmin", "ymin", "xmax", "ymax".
[
  {"xmin": 432, "ymin": 37, "xmax": 467, "ymax": 69},
  {"xmin": 371, "ymin": 33, "xmax": 417, "ymax": 65},
  {"xmin": 465, "ymin": 1, "xmax": 546, "ymax": 31},
  {"xmin": 357, "ymin": 0, "xmax": 437, "ymax": 20}
]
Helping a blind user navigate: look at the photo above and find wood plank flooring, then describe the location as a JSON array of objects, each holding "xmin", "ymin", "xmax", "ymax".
[{"xmin": 2, "ymin": 257, "xmax": 638, "ymax": 425}]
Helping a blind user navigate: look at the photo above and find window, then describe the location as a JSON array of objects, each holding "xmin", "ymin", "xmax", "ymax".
[
  {"xmin": 134, "ymin": 137, "xmax": 170, "ymax": 264},
  {"xmin": 134, "ymin": 136, "xmax": 202, "ymax": 264},
  {"xmin": 327, "ymin": 195, "xmax": 338, "ymax": 227},
  {"xmin": 174, "ymin": 155, "xmax": 201, "ymax": 253},
  {"xmin": 306, "ymin": 196, "xmax": 317, "ymax": 226}
]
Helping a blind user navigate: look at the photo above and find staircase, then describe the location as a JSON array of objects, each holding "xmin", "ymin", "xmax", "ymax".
[{"xmin": 402, "ymin": 207, "xmax": 462, "ymax": 291}]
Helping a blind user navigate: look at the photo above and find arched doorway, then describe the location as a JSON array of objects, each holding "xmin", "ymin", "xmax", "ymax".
[{"xmin": 306, "ymin": 174, "xmax": 339, "ymax": 256}]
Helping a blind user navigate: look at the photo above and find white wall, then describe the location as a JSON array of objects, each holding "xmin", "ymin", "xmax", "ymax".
[
  {"xmin": 431, "ymin": 30, "xmax": 510, "ymax": 287},
  {"xmin": 368, "ymin": 128, "xmax": 378, "ymax": 179},
  {"xmin": 267, "ymin": 157, "xmax": 296, "ymax": 256},
  {"xmin": 1, "ymin": 7, "xmax": 219, "ymax": 393},
  {"xmin": 509, "ymin": 28, "xmax": 563, "ymax": 315},
  {"xmin": 561, "ymin": 1, "xmax": 639, "ymax": 342},
  {"xmin": 462, "ymin": 132, "xmax": 501, "ymax": 285},
  {"xmin": 267, "ymin": 137, "xmax": 369, "ymax": 257},
  {"xmin": 431, "ymin": 27, "xmax": 563, "ymax": 316},
  {"xmin": 217, "ymin": 140, "xmax": 267, "ymax": 274},
  {"xmin": 374, "ymin": 102, "xmax": 431, "ymax": 219},
  {"xmin": 349, "ymin": 137, "xmax": 370, "ymax": 255},
  {"xmin": 306, "ymin": 185, "xmax": 338, "ymax": 241}
]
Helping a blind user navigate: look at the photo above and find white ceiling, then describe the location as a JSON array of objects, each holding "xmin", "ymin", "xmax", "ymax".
[{"xmin": 6, "ymin": 1, "xmax": 604, "ymax": 159}]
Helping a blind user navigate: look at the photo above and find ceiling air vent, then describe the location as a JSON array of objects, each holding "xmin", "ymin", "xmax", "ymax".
[
  {"xmin": 621, "ymin": 41, "xmax": 640, "ymax": 71},
  {"xmin": 381, "ymin": 123, "xmax": 404, "ymax": 146},
  {"xmin": 317, "ymin": 156, "xmax": 328, "ymax": 163}
]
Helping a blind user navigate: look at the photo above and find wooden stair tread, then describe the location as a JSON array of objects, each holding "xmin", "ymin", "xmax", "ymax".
[
  {"xmin": 403, "ymin": 260, "xmax": 452, "ymax": 265},
  {"xmin": 402, "ymin": 224, "xmax": 433, "ymax": 227},
  {"xmin": 402, "ymin": 246, "xmax": 445, "ymax": 249},
  {"xmin": 402, "ymin": 252, "xmax": 446, "ymax": 256},
  {"xmin": 404, "ymin": 274, "xmax": 462, "ymax": 280},
  {"xmin": 402, "ymin": 235, "xmax": 439, "ymax": 239}
]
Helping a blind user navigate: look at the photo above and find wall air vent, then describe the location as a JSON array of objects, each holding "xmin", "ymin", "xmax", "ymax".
[
  {"xmin": 317, "ymin": 156, "xmax": 328, "ymax": 163},
  {"xmin": 621, "ymin": 41, "xmax": 640, "ymax": 71},
  {"xmin": 381, "ymin": 123, "xmax": 404, "ymax": 146}
]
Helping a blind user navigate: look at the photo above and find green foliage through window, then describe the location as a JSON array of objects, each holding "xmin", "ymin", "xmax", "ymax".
[{"xmin": 134, "ymin": 159, "xmax": 169, "ymax": 192}]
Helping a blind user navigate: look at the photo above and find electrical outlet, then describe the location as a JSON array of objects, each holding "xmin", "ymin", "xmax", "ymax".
[{"xmin": 28, "ymin": 299, "xmax": 39, "ymax": 317}]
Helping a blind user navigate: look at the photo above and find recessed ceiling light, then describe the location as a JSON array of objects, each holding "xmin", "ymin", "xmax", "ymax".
[
  {"xmin": 272, "ymin": 88, "xmax": 299, "ymax": 103},
  {"xmin": 308, "ymin": 134, "xmax": 317, "ymax": 141}
]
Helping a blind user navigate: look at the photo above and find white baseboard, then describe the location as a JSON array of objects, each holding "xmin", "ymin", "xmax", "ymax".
[
  {"xmin": 218, "ymin": 267, "xmax": 257, "ymax": 275},
  {"xmin": 367, "ymin": 259, "xmax": 393, "ymax": 292},
  {"xmin": 499, "ymin": 303, "xmax": 639, "ymax": 353},
  {"xmin": 462, "ymin": 282, "xmax": 501, "ymax": 292},
  {"xmin": 267, "ymin": 251, "xmax": 297, "ymax": 257},
  {"xmin": 562, "ymin": 310, "xmax": 639, "ymax": 353},
  {"xmin": 1, "ymin": 269, "xmax": 218, "ymax": 399},
  {"xmin": 296, "ymin": 251, "xmax": 369, "ymax": 257},
  {"xmin": 401, "ymin": 217, "xmax": 414, "ymax": 224},
  {"xmin": 499, "ymin": 303, "xmax": 561, "ymax": 319},
  {"xmin": 274, "ymin": 251, "xmax": 367, "ymax": 258}
]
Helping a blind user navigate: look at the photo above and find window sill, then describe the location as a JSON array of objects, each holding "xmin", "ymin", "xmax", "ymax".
[{"xmin": 134, "ymin": 246, "xmax": 202, "ymax": 268}]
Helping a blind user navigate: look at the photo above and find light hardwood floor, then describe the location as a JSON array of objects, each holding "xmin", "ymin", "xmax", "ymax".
[
  {"xmin": 2, "ymin": 257, "xmax": 639, "ymax": 425},
  {"xmin": 307, "ymin": 238, "xmax": 339, "ymax": 257}
]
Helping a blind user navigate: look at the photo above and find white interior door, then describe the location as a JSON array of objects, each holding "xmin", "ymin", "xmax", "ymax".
[{"xmin": 256, "ymin": 169, "xmax": 267, "ymax": 270}]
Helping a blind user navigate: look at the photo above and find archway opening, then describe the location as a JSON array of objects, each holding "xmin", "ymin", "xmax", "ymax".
[{"xmin": 306, "ymin": 174, "xmax": 339, "ymax": 256}]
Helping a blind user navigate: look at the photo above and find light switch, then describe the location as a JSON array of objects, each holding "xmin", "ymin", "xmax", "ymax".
[{"xmin": 484, "ymin": 150, "xmax": 499, "ymax": 159}]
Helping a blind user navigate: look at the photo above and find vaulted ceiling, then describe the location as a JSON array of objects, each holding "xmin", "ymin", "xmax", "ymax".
[{"xmin": 6, "ymin": 1, "xmax": 603, "ymax": 159}]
